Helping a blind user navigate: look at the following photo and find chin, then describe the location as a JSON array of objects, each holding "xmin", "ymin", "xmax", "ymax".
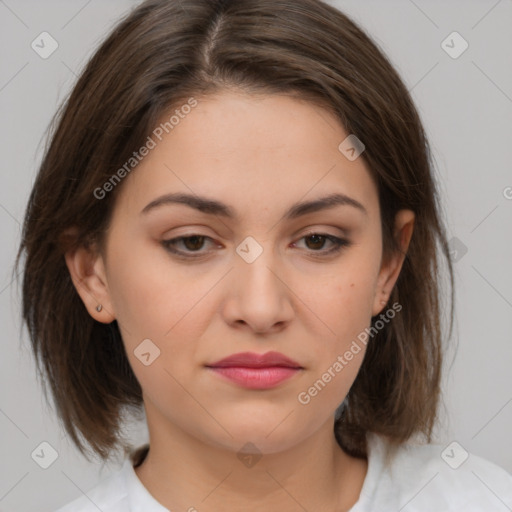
[{"xmin": 200, "ymin": 417, "xmax": 316, "ymax": 456}]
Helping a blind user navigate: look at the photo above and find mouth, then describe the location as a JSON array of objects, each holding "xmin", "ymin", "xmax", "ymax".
[{"xmin": 205, "ymin": 351, "xmax": 303, "ymax": 390}]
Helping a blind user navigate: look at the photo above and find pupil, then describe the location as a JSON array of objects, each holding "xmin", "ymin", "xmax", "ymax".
[
  {"xmin": 184, "ymin": 236, "xmax": 204, "ymax": 251},
  {"xmin": 307, "ymin": 234, "xmax": 324, "ymax": 250}
]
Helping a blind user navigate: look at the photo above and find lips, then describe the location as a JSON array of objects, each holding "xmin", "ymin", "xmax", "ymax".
[
  {"xmin": 205, "ymin": 351, "xmax": 303, "ymax": 390},
  {"xmin": 207, "ymin": 351, "xmax": 302, "ymax": 369}
]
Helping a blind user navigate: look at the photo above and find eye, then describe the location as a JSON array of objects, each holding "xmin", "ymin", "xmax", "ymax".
[
  {"xmin": 292, "ymin": 232, "xmax": 350, "ymax": 256},
  {"xmin": 161, "ymin": 232, "xmax": 351, "ymax": 260},
  {"xmin": 161, "ymin": 235, "xmax": 217, "ymax": 258}
]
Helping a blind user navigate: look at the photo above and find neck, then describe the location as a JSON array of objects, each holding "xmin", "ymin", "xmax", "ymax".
[{"xmin": 134, "ymin": 418, "xmax": 367, "ymax": 512}]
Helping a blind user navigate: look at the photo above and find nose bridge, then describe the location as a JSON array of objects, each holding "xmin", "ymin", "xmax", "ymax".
[
  {"xmin": 234, "ymin": 234, "xmax": 281, "ymax": 294},
  {"xmin": 224, "ymin": 234, "xmax": 294, "ymax": 332}
]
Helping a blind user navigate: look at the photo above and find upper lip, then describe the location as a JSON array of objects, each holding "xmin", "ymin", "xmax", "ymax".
[{"xmin": 206, "ymin": 351, "xmax": 302, "ymax": 369}]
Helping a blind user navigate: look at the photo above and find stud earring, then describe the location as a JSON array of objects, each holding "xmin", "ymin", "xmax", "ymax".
[{"xmin": 96, "ymin": 304, "xmax": 103, "ymax": 312}]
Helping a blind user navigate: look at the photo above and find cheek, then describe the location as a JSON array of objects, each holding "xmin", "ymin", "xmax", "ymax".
[
  {"xmin": 104, "ymin": 236, "xmax": 229, "ymax": 367},
  {"xmin": 105, "ymin": 235, "xmax": 199, "ymax": 333},
  {"xmin": 322, "ymin": 261, "xmax": 380, "ymax": 336},
  {"xmin": 296, "ymin": 277, "xmax": 378, "ymax": 414},
  {"xmin": 107, "ymin": 252, "xmax": 205, "ymax": 406}
]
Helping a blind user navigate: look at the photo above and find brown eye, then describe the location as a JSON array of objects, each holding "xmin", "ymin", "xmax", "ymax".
[
  {"xmin": 181, "ymin": 235, "xmax": 206, "ymax": 251},
  {"xmin": 162, "ymin": 235, "xmax": 216, "ymax": 258},
  {"xmin": 304, "ymin": 234, "xmax": 328, "ymax": 250},
  {"xmin": 293, "ymin": 233, "xmax": 350, "ymax": 256}
]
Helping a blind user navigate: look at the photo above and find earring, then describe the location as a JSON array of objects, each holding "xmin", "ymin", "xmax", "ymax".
[
  {"xmin": 96, "ymin": 304, "xmax": 103, "ymax": 312},
  {"xmin": 380, "ymin": 299, "xmax": 387, "ymax": 305}
]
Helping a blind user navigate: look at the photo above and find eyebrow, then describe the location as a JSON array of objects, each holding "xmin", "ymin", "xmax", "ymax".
[{"xmin": 140, "ymin": 192, "xmax": 367, "ymax": 220}]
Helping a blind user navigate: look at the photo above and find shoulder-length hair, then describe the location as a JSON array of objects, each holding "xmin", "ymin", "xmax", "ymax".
[{"xmin": 16, "ymin": 0, "xmax": 454, "ymax": 461}]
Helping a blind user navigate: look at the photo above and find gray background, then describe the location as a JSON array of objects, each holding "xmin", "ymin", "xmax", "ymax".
[{"xmin": 1, "ymin": 0, "xmax": 511, "ymax": 511}]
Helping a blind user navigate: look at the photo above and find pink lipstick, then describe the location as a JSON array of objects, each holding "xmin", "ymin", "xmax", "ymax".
[{"xmin": 205, "ymin": 351, "xmax": 303, "ymax": 390}]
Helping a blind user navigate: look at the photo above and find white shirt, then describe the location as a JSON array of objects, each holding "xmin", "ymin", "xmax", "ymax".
[{"xmin": 54, "ymin": 433, "xmax": 512, "ymax": 511}]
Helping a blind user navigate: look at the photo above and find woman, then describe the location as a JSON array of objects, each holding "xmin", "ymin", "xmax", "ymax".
[{"xmin": 16, "ymin": 0, "xmax": 512, "ymax": 510}]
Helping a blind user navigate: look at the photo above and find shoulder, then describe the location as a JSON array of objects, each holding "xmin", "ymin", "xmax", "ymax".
[
  {"xmin": 54, "ymin": 461, "xmax": 129, "ymax": 512},
  {"xmin": 358, "ymin": 433, "xmax": 512, "ymax": 511}
]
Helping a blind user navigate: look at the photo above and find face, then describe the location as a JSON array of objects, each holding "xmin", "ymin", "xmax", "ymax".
[{"xmin": 68, "ymin": 90, "xmax": 412, "ymax": 455}]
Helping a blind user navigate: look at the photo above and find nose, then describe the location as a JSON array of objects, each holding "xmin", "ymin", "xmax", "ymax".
[{"xmin": 221, "ymin": 244, "xmax": 295, "ymax": 335}]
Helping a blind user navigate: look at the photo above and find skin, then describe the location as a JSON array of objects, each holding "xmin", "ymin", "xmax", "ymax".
[{"xmin": 65, "ymin": 90, "xmax": 414, "ymax": 511}]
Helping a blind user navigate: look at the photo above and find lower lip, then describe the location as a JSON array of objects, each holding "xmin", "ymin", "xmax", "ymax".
[{"xmin": 207, "ymin": 366, "xmax": 301, "ymax": 389}]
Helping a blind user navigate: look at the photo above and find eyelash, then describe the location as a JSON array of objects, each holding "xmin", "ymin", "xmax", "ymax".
[{"xmin": 161, "ymin": 232, "xmax": 350, "ymax": 259}]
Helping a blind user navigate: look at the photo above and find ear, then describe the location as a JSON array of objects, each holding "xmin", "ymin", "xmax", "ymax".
[
  {"xmin": 372, "ymin": 209, "xmax": 415, "ymax": 316},
  {"xmin": 63, "ymin": 232, "xmax": 115, "ymax": 323}
]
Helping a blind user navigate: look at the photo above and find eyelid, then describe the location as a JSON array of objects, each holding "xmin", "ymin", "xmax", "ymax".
[{"xmin": 299, "ymin": 226, "xmax": 349, "ymax": 238}]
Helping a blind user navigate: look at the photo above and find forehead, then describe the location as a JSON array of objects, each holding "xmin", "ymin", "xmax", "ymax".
[{"xmin": 113, "ymin": 91, "xmax": 379, "ymax": 223}]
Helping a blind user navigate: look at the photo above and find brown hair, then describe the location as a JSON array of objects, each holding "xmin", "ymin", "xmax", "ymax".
[{"xmin": 15, "ymin": 0, "xmax": 454, "ymax": 462}]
